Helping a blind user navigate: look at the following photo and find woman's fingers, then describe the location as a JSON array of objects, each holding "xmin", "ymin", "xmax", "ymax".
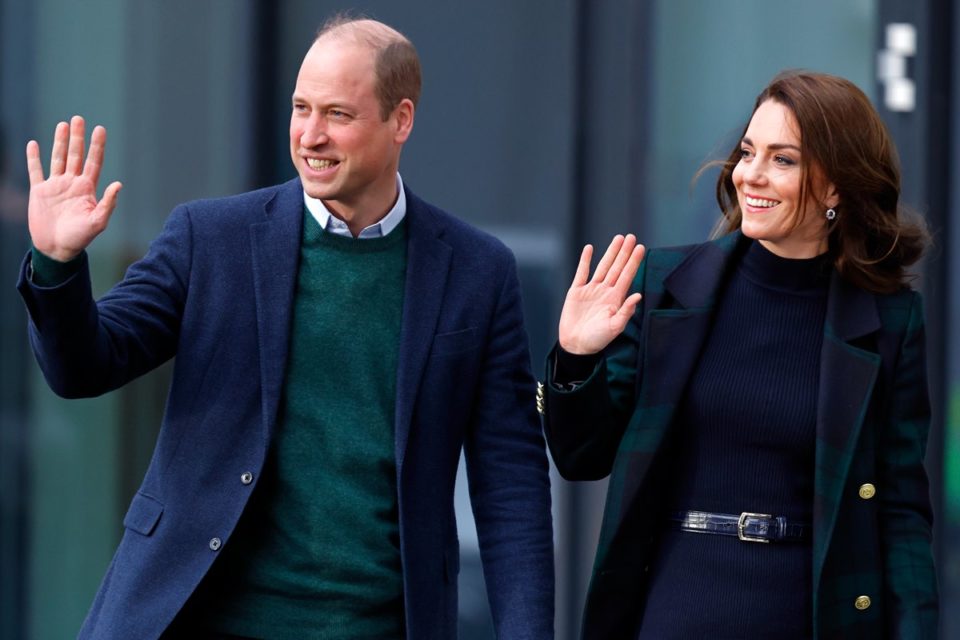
[
  {"xmin": 591, "ymin": 234, "xmax": 624, "ymax": 283},
  {"xmin": 603, "ymin": 234, "xmax": 637, "ymax": 285},
  {"xmin": 572, "ymin": 244, "xmax": 594, "ymax": 287},
  {"xmin": 609, "ymin": 292, "xmax": 643, "ymax": 334},
  {"xmin": 612, "ymin": 244, "xmax": 645, "ymax": 296}
]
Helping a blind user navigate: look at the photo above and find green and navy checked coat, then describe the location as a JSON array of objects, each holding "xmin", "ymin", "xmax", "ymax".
[{"xmin": 544, "ymin": 232, "xmax": 938, "ymax": 639}]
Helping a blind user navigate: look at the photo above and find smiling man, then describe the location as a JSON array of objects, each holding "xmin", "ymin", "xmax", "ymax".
[{"xmin": 17, "ymin": 16, "xmax": 554, "ymax": 640}]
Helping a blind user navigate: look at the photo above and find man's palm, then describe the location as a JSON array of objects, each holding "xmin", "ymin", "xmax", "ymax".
[{"xmin": 26, "ymin": 116, "xmax": 121, "ymax": 262}]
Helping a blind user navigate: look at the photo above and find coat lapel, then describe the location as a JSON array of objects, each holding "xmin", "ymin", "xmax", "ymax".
[
  {"xmin": 394, "ymin": 190, "xmax": 452, "ymax": 473},
  {"xmin": 609, "ymin": 234, "xmax": 743, "ymax": 535},
  {"xmin": 641, "ymin": 235, "xmax": 741, "ymax": 410},
  {"xmin": 249, "ymin": 179, "xmax": 304, "ymax": 442},
  {"xmin": 812, "ymin": 274, "xmax": 882, "ymax": 592}
]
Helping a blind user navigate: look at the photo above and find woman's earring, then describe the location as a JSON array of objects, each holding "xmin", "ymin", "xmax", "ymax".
[{"xmin": 825, "ymin": 208, "xmax": 837, "ymax": 220}]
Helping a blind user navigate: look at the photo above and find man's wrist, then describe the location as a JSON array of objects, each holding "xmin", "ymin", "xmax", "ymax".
[{"xmin": 30, "ymin": 246, "xmax": 84, "ymax": 287}]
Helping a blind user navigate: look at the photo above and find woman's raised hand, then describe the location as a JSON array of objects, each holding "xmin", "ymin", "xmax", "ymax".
[
  {"xmin": 26, "ymin": 115, "xmax": 122, "ymax": 262},
  {"xmin": 558, "ymin": 234, "xmax": 645, "ymax": 355}
]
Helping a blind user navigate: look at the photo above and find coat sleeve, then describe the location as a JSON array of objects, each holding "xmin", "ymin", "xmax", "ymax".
[
  {"xmin": 16, "ymin": 204, "xmax": 192, "ymax": 398},
  {"xmin": 462, "ymin": 253, "xmax": 555, "ymax": 639},
  {"xmin": 878, "ymin": 291, "xmax": 939, "ymax": 635},
  {"xmin": 541, "ymin": 258, "xmax": 647, "ymax": 481}
]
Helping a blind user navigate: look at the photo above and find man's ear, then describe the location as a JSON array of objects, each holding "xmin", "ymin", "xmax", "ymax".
[{"xmin": 393, "ymin": 99, "xmax": 415, "ymax": 144}]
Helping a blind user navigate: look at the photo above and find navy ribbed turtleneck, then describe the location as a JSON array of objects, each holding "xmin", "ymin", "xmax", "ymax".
[{"xmin": 637, "ymin": 240, "xmax": 830, "ymax": 638}]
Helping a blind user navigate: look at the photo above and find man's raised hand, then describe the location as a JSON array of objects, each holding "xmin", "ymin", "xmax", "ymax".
[{"xmin": 26, "ymin": 115, "xmax": 122, "ymax": 262}]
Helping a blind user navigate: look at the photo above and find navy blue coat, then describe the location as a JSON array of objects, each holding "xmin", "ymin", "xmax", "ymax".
[{"xmin": 18, "ymin": 178, "xmax": 554, "ymax": 640}]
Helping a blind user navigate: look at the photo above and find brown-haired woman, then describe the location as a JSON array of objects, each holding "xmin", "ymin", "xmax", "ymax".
[{"xmin": 541, "ymin": 70, "xmax": 939, "ymax": 638}]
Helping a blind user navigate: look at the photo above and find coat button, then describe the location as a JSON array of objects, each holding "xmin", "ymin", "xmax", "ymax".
[
  {"xmin": 209, "ymin": 537, "xmax": 222, "ymax": 551},
  {"xmin": 854, "ymin": 595, "xmax": 871, "ymax": 610},
  {"xmin": 536, "ymin": 382, "xmax": 545, "ymax": 416},
  {"xmin": 858, "ymin": 483, "xmax": 876, "ymax": 500},
  {"xmin": 241, "ymin": 471, "xmax": 254, "ymax": 485}
]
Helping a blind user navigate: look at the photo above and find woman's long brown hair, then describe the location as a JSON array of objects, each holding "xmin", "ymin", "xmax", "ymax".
[{"xmin": 714, "ymin": 70, "xmax": 928, "ymax": 294}]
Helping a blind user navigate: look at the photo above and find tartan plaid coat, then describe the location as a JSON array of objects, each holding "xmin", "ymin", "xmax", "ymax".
[{"xmin": 543, "ymin": 232, "xmax": 938, "ymax": 639}]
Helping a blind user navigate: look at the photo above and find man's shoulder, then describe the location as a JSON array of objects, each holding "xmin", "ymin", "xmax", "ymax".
[
  {"xmin": 405, "ymin": 188, "xmax": 513, "ymax": 261},
  {"xmin": 179, "ymin": 178, "xmax": 299, "ymax": 218}
]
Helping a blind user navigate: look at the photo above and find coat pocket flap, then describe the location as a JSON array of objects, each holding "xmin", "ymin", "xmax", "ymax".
[
  {"xmin": 431, "ymin": 327, "xmax": 478, "ymax": 357},
  {"xmin": 122, "ymin": 492, "xmax": 164, "ymax": 536}
]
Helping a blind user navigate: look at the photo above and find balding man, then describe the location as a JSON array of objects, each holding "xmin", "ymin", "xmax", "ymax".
[{"xmin": 18, "ymin": 16, "xmax": 553, "ymax": 640}]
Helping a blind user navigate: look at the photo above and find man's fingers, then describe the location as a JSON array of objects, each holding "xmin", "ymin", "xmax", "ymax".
[
  {"xmin": 572, "ymin": 244, "xmax": 593, "ymax": 287},
  {"xmin": 603, "ymin": 234, "xmax": 637, "ymax": 285},
  {"xmin": 96, "ymin": 181, "xmax": 123, "ymax": 222},
  {"xmin": 26, "ymin": 140, "xmax": 45, "ymax": 186},
  {"xmin": 83, "ymin": 125, "xmax": 107, "ymax": 184},
  {"xmin": 65, "ymin": 115, "xmax": 86, "ymax": 175},
  {"xmin": 49, "ymin": 121, "xmax": 69, "ymax": 176},
  {"xmin": 592, "ymin": 234, "xmax": 624, "ymax": 283}
]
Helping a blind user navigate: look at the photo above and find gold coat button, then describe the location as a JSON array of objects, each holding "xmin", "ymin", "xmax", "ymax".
[
  {"xmin": 859, "ymin": 483, "xmax": 876, "ymax": 500},
  {"xmin": 854, "ymin": 595, "xmax": 871, "ymax": 610}
]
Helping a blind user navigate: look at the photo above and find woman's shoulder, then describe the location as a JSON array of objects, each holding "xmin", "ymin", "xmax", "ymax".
[
  {"xmin": 645, "ymin": 236, "xmax": 722, "ymax": 268},
  {"xmin": 642, "ymin": 232, "xmax": 741, "ymax": 285},
  {"xmin": 873, "ymin": 285, "xmax": 925, "ymax": 332}
]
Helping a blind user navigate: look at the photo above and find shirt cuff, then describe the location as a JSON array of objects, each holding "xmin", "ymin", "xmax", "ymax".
[{"xmin": 30, "ymin": 247, "xmax": 84, "ymax": 287}]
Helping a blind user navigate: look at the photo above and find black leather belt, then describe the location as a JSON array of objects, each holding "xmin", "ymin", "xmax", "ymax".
[{"xmin": 667, "ymin": 510, "xmax": 811, "ymax": 543}]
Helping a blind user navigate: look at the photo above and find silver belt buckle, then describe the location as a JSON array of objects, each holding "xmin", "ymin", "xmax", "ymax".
[{"xmin": 737, "ymin": 512, "xmax": 772, "ymax": 543}]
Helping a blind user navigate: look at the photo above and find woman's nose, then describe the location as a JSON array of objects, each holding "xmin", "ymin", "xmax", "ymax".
[{"xmin": 742, "ymin": 159, "xmax": 766, "ymax": 184}]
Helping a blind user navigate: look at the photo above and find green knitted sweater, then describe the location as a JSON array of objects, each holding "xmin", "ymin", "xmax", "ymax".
[{"xmin": 197, "ymin": 212, "xmax": 408, "ymax": 639}]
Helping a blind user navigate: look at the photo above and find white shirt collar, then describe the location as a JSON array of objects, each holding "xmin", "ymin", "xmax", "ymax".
[{"xmin": 302, "ymin": 174, "xmax": 407, "ymax": 238}]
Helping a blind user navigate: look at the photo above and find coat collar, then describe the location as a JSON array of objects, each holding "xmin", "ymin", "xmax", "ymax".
[{"xmin": 661, "ymin": 231, "xmax": 742, "ymax": 309}]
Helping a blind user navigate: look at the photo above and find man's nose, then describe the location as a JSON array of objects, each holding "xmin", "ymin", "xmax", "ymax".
[{"xmin": 300, "ymin": 116, "xmax": 329, "ymax": 148}]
